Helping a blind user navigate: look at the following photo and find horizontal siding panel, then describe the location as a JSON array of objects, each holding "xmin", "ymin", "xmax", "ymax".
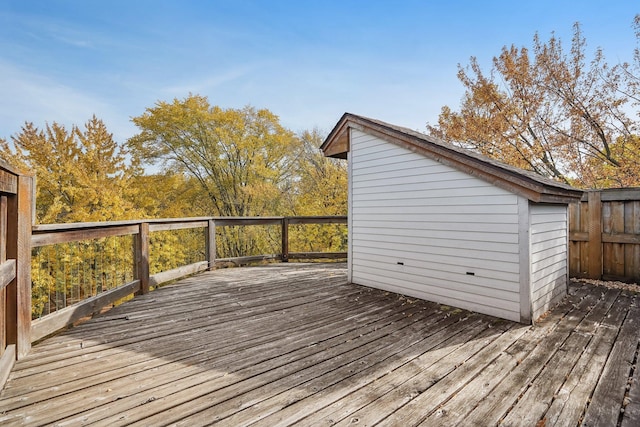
[
  {"xmin": 353, "ymin": 204, "xmax": 519, "ymax": 216},
  {"xmin": 352, "ymin": 213, "xmax": 519, "ymax": 225},
  {"xmin": 351, "ymin": 265, "xmax": 519, "ymax": 305},
  {"xmin": 353, "ymin": 163, "xmax": 472, "ymax": 181},
  {"xmin": 352, "ymin": 185, "xmax": 514, "ymax": 201},
  {"xmin": 530, "ymin": 222, "xmax": 568, "ymax": 235},
  {"xmin": 532, "ymin": 252, "xmax": 566, "ymax": 274},
  {"xmin": 352, "ymin": 163, "xmax": 454, "ymax": 180},
  {"xmin": 352, "ymin": 232, "xmax": 519, "ymax": 255},
  {"xmin": 533, "ymin": 283, "xmax": 565, "ymax": 307},
  {"xmin": 532, "ymin": 273, "xmax": 566, "ymax": 302},
  {"xmin": 531, "ymin": 243, "xmax": 566, "ymax": 262},
  {"xmin": 353, "ymin": 173, "xmax": 480, "ymax": 189},
  {"xmin": 352, "ymin": 178, "xmax": 491, "ymax": 194},
  {"xmin": 352, "ymin": 136, "xmax": 395, "ymax": 151},
  {"xmin": 532, "ymin": 259, "xmax": 566, "ymax": 283},
  {"xmin": 351, "ymin": 157, "xmax": 444, "ymax": 176},
  {"xmin": 352, "ymin": 270, "xmax": 520, "ymax": 321},
  {"xmin": 353, "ymin": 238, "xmax": 519, "ymax": 264},
  {"xmin": 352, "ymin": 151, "xmax": 419, "ymax": 170},
  {"xmin": 351, "ymin": 131, "xmax": 386, "ymax": 145},
  {"xmin": 352, "ymin": 247, "xmax": 519, "ymax": 280},
  {"xmin": 530, "ymin": 204, "xmax": 568, "ymax": 215},
  {"xmin": 531, "ymin": 234, "xmax": 567, "ymax": 251},
  {"xmin": 353, "ymin": 146, "xmax": 415, "ymax": 163},
  {"xmin": 353, "ymin": 194, "xmax": 518, "ymax": 208},
  {"xmin": 352, "ymin": 255, "xmax": 519, "ymax": 291},
  {"xmin": 353, "ymin": 226, "xmax": 519, "ymax": 244},
  {"xmin": 531, "ymin": 212, "xmax": 567, "ymax": 224},
  {"xmin": 532, "ymin": 284, "xmax": 566, "ymax": 319}
]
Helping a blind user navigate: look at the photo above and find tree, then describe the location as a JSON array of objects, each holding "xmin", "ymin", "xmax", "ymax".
[
  {"xmin": 128, "ymin": 94, "xmax": 300, "ymax": 217},
  {"xmin": 128, "ymin": 94, "xmax": 301, "ymax": 256},
  {"xmin": 288, "ymin": 128, "xmax": 347, "ymax": 216},
  {"xmin": 286, "ymin": 129, "xmax": 348, "ymax": 254},
  {"xmin": 0, "ymin": 116, "xmax": 142, "ymax": 223},
  {"xmin": 429, "ymin": 21, "xmax": 640, "ymax": 188},
  {"xmin": 0, "ymin": 117, "xmax": 148, "ymax": 317}
]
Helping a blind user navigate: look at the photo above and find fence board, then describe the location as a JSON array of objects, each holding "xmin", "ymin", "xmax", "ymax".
[{"xmin": 569, "ymin": 189, "xmax": 640, "ymax": 282}]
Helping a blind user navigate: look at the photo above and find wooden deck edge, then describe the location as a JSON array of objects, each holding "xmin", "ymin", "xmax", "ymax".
[
  {"xmin": 0, "ymin": 344, "xmax": 15, "ymax": 391},
  {"xmin": 288, "ymin": 252, "xmax": 348, "ymax": 260},
  {"xmin": 31, "ymin": 280, "xmax": 141, "ymax": 343},
  {"xmin": 215, "ymin": 255, "xmax": 280, "ymax": 265},
  {"xmin": 149, "ymin": 261, "xmax": 209, "ymax": 287}
]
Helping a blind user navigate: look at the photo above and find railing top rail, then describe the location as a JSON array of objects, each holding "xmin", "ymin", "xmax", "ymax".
[
  {"xmin": 32, "ymin": 215, "xmax": 347, "ymax": 233},
  {"xmin": 32, "ymin": 217, "xmax": 216, "ymax": 233}
]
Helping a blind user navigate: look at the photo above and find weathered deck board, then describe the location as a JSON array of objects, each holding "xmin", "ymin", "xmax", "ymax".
[{"xmin": 0, "ymin": 263, "xmax": 639, "ymax": 426}]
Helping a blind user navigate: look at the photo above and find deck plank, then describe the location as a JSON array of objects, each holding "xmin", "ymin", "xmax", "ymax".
[
  {"xmin": 420, "ymin": 286, "xmax": 591, "ymax": 427},
  {"xmin": 581, "ymin": 295, "xmax": 640, "ymax": 427},
  {"xmin": 544, "ymin": 291, "xmax": 631, "ymax": 426},
  {"xmin": 0, "ymin": 264, "xmax": 638, "ymax": 427}
]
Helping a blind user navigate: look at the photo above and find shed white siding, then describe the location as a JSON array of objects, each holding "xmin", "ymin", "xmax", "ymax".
[
  {"xmin": 349, "ymin": 129, "xmax": 523, "ymax": 321},
  {"xmin": 529, "ymin": 204, "xmax": 568, "ymax": 319}
]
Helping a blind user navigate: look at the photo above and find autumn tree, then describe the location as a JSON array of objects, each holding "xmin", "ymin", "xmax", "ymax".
[
  {"xmin": 128, "ymin": 95, "xmax": 300, "ymax": 216},
  {"xmin": 0, "ymin": 116, "xmax": 142, "ymax": 223},
  {"xmin": 128, "ymin": 94, "xmax": 301, "ymax": 256},
  {"xmin": 289, "ymin": 128, "xmax": 348, "ymax": 216},
  {"xmin": 429, "ymin": 21, "xmax": 640, "ymax": 188},
  {"xmin": 0, "ymin": 117, "xmax": 148, "ymax": 316},
  {"xmin": 286, "ymin": 128, "xmax": 348, "ymax": 254}
]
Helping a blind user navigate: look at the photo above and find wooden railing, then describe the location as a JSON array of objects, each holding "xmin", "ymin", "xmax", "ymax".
[
  {"xmin": 0, "ymin": 161, "xmax": 33, "ymax": 390},
  {"xmin": 29, "ymin": 216, "xmax": 347, "ymax": 343},
  {"xmin": 569, "ymin": 188, "xmax": 640, "ymax": 282}
]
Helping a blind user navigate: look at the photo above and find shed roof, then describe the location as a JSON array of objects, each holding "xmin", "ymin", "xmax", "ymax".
[{"xmin": 321, "ymin": 113, "xmax": 584, "ymax": 204}]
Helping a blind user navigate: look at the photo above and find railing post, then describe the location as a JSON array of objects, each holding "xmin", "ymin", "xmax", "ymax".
[
  {"xmin": 135, "ymin": 222, "xmax": 150, "ymax": 295},
  {"xmin": 206, "ymin": 219, "xmax": 216, "ymax": 270},
  {"xmin": 281, "ymin": 217, "xmax": 289, "ymax": 262},
  {"xmin": 587, "ymin": 191, "xmax": 603, "ymax": 279},
  {"xmin": 6, "ymin": 174, "xmax": 33, "ymax": 358}
]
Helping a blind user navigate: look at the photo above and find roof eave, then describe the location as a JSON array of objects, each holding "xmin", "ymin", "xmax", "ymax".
[{"xmin": 321, "ymin": 113, "xmax": 584, "ymax": 203}]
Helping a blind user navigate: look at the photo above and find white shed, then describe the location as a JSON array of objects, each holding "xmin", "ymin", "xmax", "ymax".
[{"xmin": 321, "ymin": 113, "xmax": 583, "ymax": 323}]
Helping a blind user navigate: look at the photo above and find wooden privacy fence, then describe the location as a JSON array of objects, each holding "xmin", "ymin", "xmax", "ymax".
[
  {"xmin": 0, "ymin": 161, "xmax": 33, "ymax": 391},
  {"xmin": 569, "ymin": 188, "xmax": 640, "ymax": 282}
]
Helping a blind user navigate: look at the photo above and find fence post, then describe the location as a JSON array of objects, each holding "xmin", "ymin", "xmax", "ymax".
[
  {"xmin": 281, "ymin": 218, "xmax": 289, "ymax": 262},
  {"xmin": 206, "ymin": 219, "xmax": 216, "ymax": 270},
  {"xmin": 587, "ymin": 191, "xmax": 603, "ymax": 279},
  {"xmin": 135, "ymin": 222, "xmax": 150, "ymax": 295},
  {"xmin": 6, "ymin": 174, "xmax": 33, "ymax": 358}
]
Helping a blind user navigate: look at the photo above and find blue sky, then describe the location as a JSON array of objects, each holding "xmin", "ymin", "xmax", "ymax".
[{"xmin": 1, "ymin": 1, "xmax": 638, "ymax": 143}]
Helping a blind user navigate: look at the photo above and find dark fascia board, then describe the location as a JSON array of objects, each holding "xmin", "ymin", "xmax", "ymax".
[{"xmin": 321, "ymin": 113, "xmax": 584, "ymax": 204}]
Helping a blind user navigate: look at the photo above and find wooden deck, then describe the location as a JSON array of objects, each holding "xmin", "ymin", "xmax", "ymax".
[{"xmin": 1, "ymin": 263, "xmax": 639, "ymax": 426}]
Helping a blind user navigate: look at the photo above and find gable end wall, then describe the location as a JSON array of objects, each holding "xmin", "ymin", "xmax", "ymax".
[{"xmin": 349, "ymin": 129, "xmax": 522, "ymax": 322}]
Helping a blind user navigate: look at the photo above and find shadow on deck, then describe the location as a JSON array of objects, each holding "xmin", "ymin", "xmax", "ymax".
[{"xmin": 1, "ymin": 263, "xmax": 639, "ymax": 426}]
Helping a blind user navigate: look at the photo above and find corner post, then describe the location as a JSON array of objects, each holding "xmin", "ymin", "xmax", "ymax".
[
  {"xmin": 6, "ymin": 174, "xmax": 33, "ymax": 358},
  {"xmin": 281, "ymin": 217, "xmax": 289, "ymax": 262},
  {"xmin": 587, "ymin": 191, "xmax": 603, "ymax": 279},
  {"xmin": 135, "ymin": 222, "xmax": 149, "ymax": 295},
  {"xmin": 206, "ymin": 219, "xmax": 216, "ymax": 270}
]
